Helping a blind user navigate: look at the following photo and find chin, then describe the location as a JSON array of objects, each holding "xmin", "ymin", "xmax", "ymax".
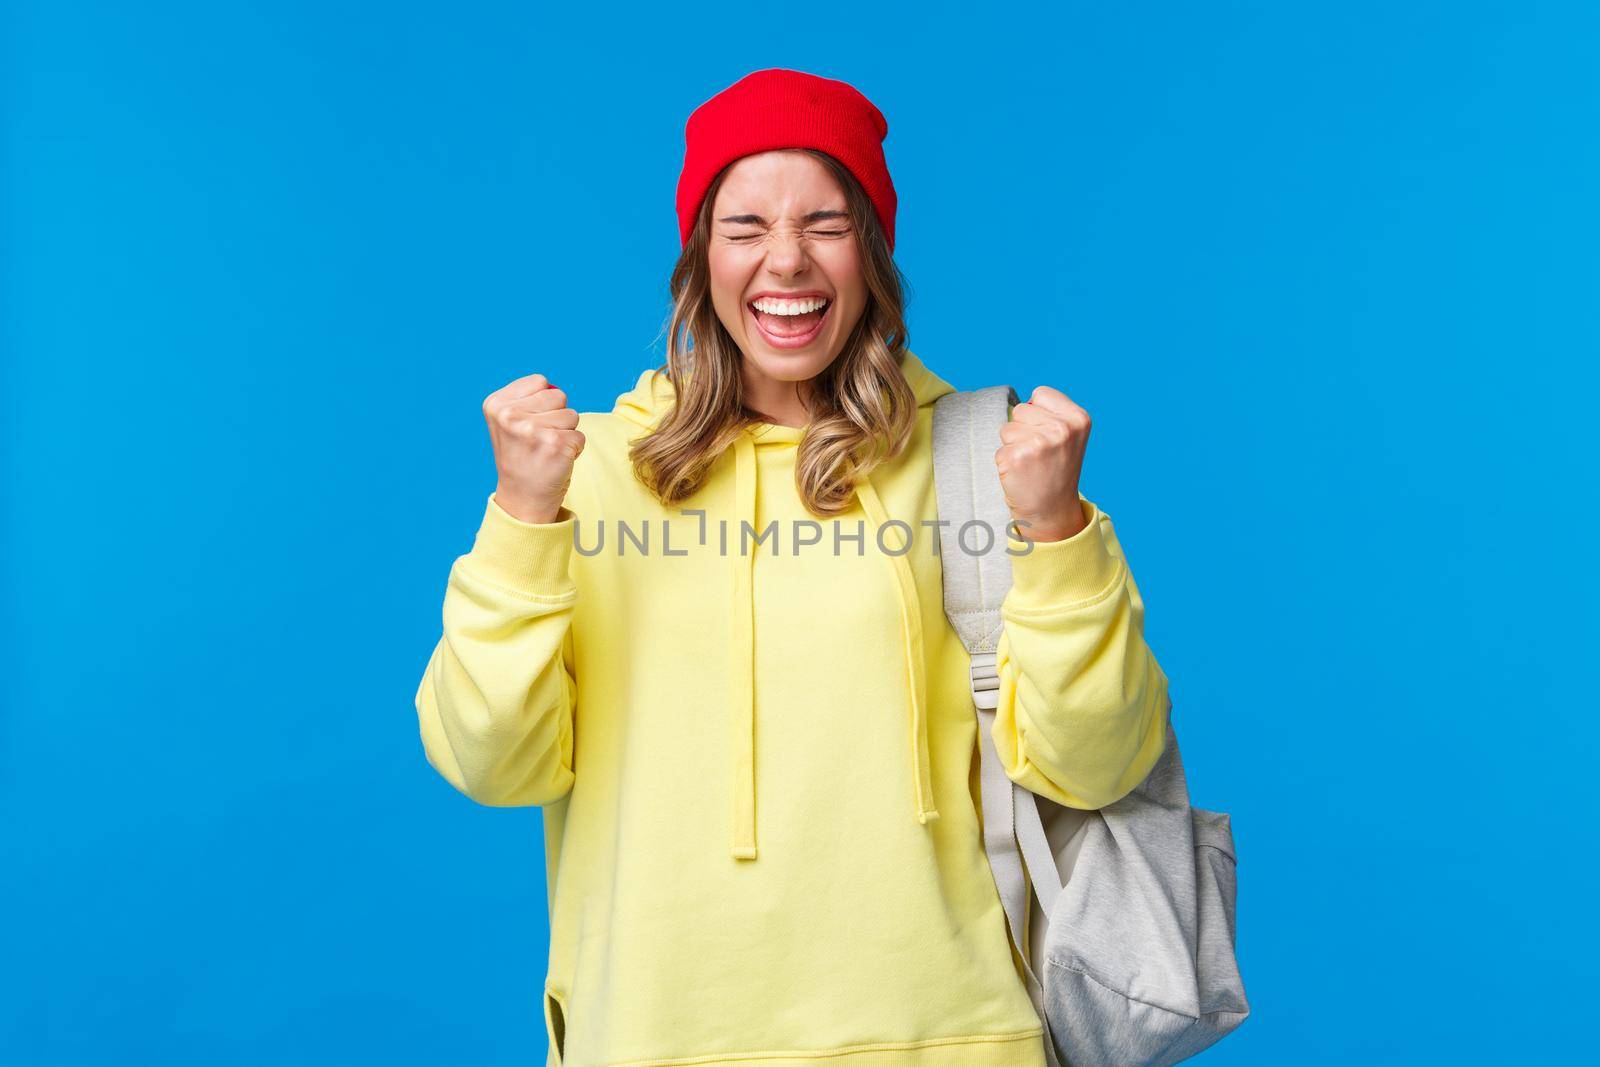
[{"xmin": 744, "ymin": 344, "xmax": 840, "ymax": 379}]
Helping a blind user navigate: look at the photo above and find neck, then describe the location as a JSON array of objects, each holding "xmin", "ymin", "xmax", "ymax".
[{"xmin": 741, "ymin": 363, "xmax": 814, "ymax": 427}]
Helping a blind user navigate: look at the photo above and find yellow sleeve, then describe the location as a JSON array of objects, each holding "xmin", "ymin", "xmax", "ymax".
[
  {"xmin": 413, "ymin": 492, "xmax": 580, "ymax": 807},
  {"xmin": 990, "ymin": 496, "xmax": 1170, "ymax": 810}
]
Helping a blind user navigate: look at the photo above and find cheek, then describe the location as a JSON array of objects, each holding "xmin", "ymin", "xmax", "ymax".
[
  {"xmin": 708, "ymin": 255, "xmax": 752, "ymax": 313},
  {"xmin": 712, "ymin": 283, "xmax": 760, "ymax": 343},
  {"xmin": 816, "ymin": 247, "xmax": 866, "ymax": 306}
]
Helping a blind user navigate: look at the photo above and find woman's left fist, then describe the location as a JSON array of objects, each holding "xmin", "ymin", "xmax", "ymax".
[{"xmin": 996, "ymin": 385, "xmax": 1091, "ymax": 543}]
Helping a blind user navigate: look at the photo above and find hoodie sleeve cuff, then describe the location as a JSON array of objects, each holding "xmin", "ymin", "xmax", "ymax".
[
  {"xmin": 461, "ymin": 493, "xmax": 578, "ymax": 596},
  {"xmin": 1003, "ymin": 498, "xmax": 1123, "ymax": 610}
]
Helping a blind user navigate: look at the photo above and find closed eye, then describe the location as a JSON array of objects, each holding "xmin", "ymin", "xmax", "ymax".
[{"xmin": 721, "ymin": 229, "xmax": 850, "ymax": 241}]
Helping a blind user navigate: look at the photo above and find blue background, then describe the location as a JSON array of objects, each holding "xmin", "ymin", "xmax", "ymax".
[{"xmin": 4, "ymin": 1, "xmax": 1595, "ymax": 1063}]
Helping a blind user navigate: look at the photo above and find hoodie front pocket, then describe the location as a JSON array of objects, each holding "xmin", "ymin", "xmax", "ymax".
[{"xmin": 543, "ymin": 980, "xmax": 569, "ymax": 1065}]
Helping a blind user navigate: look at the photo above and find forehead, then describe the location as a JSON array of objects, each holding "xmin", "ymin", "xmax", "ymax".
[{"xmin": 710, "ymin": 150, "xmax": 846, "ymax": 212}]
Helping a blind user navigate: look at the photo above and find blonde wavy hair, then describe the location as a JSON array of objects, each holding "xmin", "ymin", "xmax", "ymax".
[{"xmin": 630, "ymin": 149, "xmax": 918, "ymax": 518}]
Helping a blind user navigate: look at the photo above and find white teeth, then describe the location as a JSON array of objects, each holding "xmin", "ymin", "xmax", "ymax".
[{"xmin": 750, "ymin": 296, "xmax": 829, "ymax": 316}]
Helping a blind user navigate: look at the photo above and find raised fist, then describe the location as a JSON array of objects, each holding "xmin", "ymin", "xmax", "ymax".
[
  {"xmin": 997, "ymin": 385, "xmax": 1091, "ymax": 543},
  {"xmin": 482, "ymin": 373, "xmax": 585, "ymax": 525}
]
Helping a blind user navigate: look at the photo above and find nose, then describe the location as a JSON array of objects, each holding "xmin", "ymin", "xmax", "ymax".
[{"xmin": 763, "ymin": 228, "xmax": 811, "ymax": 277}]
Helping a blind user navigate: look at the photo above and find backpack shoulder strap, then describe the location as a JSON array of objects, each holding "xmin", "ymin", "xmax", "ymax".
[
  {"xmin": 930, "ymin": 384, "xmax": 1019, "ymax": 663},
  {"xmin": 931, "ymin": 384, "xmax": 1064, "ymax": 1067}
]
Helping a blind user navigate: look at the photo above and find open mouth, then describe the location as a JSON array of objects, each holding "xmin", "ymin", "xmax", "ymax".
[{"xmin": 747, "ymin": 296, "xmax": 832, "ymax": 348}]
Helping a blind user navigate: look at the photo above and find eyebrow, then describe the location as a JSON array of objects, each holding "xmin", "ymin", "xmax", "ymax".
[{"xmin": 716, "ymin": 209, "xmax": 850, "ymax": 225}]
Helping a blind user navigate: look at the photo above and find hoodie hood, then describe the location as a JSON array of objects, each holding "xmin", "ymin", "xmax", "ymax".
[
  {"xmin": 610, "ymin": 350, "xmax": 956, "ymax": 860},
  {"xmin": 611, "ymin": 347, "xmax": 955, "ymax": 435}
]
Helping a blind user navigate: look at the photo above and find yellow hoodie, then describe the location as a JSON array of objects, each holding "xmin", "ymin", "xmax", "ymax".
[{"xmin": 414, "ymin": 348, "xmax": 1170, "ymax": 1067}]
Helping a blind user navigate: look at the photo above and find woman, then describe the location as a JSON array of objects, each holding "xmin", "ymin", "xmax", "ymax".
[{"xmin": 414, "ymin": 68, "xmax": 1170, "ymax": 1067}]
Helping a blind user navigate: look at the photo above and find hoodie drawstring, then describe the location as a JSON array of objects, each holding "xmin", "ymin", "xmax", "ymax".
[
  {"xmin": 729, "ymin": 431, "xmax": 940, "ymax": 861},
  {"xmin": 730, "ymin": 432, "xmax": 759, "ymax": 859},
  {"xmin": 855, "ymin": 474, "xmax": 942, "ymax": 830}
]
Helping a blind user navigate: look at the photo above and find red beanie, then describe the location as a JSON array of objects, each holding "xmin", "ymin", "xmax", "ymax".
[{"xmin": 676, "ymin": 68, "xmax": 898, "ymax": 253}]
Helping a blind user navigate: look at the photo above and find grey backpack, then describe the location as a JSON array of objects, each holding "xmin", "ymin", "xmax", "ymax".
[{"xmin": 930, "ymin": 385, "xmax": 1250, "ymax": 1067}]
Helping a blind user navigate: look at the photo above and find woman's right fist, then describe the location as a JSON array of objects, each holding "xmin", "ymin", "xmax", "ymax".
[{"xmin": 482, "ymin": 373, "xmax": 585, "ymax": 524}]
